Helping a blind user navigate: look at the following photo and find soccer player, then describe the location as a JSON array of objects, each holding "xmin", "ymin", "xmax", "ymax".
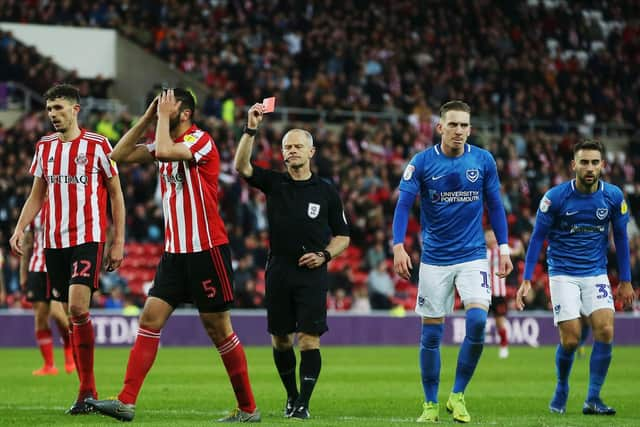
[
  {"xmin": 9, "ymin": 83, "xmax": 125, "ymax": 414},
  {"xmin": 21, "ymin": 205, "xmax": 75, "ymax": 375},
  {"xmin": 234, "ymin": 104, "xmax": 350, "ymax": 420},
  {"xmin": 85, "ymin": 89, "xmax": 260, "ymax": 422},
  {"xmin": 392, "ymin": 100, "xmax": 513, "ymax": 423},
  {"xmin": 516, "ymin": 139, "xmax": 635, "ymax": 415},
  {"xmin": 485, "ymin": 229, "xmax": 510, "ymax": 358}
]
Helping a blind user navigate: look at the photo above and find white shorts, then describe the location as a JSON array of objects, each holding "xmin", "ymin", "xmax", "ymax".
[
  {"xmin": 549, "ymin": 274, "xmax": 614, "ymax": 326},
  {"xmin": 416, "ymin": 259, "xmax": 491, "ymax": 318}
]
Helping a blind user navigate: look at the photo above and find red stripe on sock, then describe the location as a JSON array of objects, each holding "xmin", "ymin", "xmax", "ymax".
[
  {"xmin": 217, "ymin": 333, "xmax": 256, "ymax": 413},
  {"xmin": 118, "ymin": 327, "xmax": 161, "ymax": 405}
]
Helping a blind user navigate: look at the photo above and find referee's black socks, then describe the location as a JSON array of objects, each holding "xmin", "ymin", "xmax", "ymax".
[
  {"xmin": 298, "ymin": 349, "xmax": 321, "ymax": 408},
  {"xmin": 273, "ymin": 347, "xmax": 299, "ymax": 400}
]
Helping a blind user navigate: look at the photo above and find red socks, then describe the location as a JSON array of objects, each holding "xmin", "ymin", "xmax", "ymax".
[
  {"xmin": 498, "ymin": 327, "xmax": 508, "ymax": 347},
  {"xmin": 71, "ymin": 312, "xmax": 96, "ymax": 399},
  {"xmin": 118, "ymin": 327, "xmax": 161, "ymax": 405},
  {"xmin": 217, "ymin": 333, "xmax": 256, "ymax": 413},
  {"xmin": 35, "ymin": 329, "xmax": 55, "ymax": 367}
]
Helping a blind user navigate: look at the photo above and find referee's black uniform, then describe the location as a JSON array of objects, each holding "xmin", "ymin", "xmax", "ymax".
[{"xmin": 246, "ymin": 165, "xmax": 350, "ymax": 336}]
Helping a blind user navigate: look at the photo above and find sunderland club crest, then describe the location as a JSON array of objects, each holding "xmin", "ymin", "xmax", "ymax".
[
  {"xmin": 308, "ymin": 203, "xmax": 320, "ymax": 218},
  {"xmin": 75, "ymin": 154, "xmax": 88, "ymax": 165},
  {"xmin": 466, "ymin": 169, "xmax": 479, "ymax": 182}
]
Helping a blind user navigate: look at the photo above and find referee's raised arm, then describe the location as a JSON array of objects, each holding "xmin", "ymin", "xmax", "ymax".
[{"xmin": 234, "ymin": 103, "xmax": 264, "ymax": 178}]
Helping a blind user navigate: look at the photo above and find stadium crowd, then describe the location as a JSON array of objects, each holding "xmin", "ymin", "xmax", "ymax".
[
  {"xmin": 0, "ymin": 0, "xmax": 639, "ymax": 128},
  {"xmin": 2, "ymin": 103, "xmax": 639, "ymax": 312},
  {"xmin": 1, "ymin": 0, "xmax": 640, "ymax": 312}
]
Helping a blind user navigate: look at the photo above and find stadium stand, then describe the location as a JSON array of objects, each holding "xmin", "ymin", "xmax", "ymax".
[{"xmin": 1, "ymin": 0, "xmax": 639, "ymax": 311}]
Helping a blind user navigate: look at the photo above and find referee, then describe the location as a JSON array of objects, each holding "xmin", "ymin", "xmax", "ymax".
[{"xmin": 234, "ymin": 103, "xmax": 350, "ymax": 420}]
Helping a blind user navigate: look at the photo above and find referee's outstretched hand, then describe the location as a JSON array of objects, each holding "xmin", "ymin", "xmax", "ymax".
[{"xmin": 247, "ymin": 103, "xmax": 264, "ymax": 129}]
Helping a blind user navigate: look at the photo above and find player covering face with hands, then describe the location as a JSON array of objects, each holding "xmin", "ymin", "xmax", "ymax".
[{"xmin": 85, "ymin": 88, "xmax": 260, "ymax": 423}]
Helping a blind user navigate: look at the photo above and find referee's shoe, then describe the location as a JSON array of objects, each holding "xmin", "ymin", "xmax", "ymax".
[{"xmin": 85, "ymin": 397, "xmax": 135, "ymax": 422}]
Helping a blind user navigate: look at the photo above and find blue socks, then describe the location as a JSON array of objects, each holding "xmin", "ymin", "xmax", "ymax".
[
  {"xmin": 587, "ymin": 341, "xmax": 612, "ymax": 402},
  {"xmin": 420, "ymin": 323, "xmax": 443, "ymax": 402},
  {"xmin": 453, "ymin": 308, "xmax": 487, "ymax": 393},
  {"xmin": 555, "ymin": 344, "xmax": 576, "ymax": 392}
]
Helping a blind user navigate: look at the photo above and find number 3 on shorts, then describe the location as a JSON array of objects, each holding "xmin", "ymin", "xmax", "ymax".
[{"xmin": 595, "ymin": 283, "xmax": 609, "ymax": 299}]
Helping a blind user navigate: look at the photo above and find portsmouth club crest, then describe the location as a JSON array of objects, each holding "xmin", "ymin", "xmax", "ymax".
[
  {"xmin": 465, "ymin": 168, "xmax": 479, "ymax": 182},
  {"xmin": 308, "ymin": 203, "xmax": 320, "ymax": 219},
  {"xmin": 596, "ymin": 208, "xmax": 608, "ymax": 220}
]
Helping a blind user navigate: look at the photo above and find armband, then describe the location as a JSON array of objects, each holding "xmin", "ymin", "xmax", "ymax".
[
  {"xmin": 499, "ymin": 244, "xmax": 510, "ymax": 256},
  {"xmin": 243, "ymin": 125, "xmax": 257, "ymax": 136}
]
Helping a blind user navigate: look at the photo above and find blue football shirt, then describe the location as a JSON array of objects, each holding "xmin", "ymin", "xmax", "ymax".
[
  {"xmin": 533, "ymin": 179, "xmax": 629, "ymax": 277},
  {"xmin": 399, "ymin": 143, "xmax": 503, "ymax": 265}
]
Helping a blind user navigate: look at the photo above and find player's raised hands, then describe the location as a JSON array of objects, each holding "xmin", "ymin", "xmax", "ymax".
[
  {"xmin": 616, "ymin": 281, "xmax": 636, "ymax": 309},
  {"xmin": 515, "ymin": 280, "xmax": 531, "ymax": 311},
  {"xmin": 247, "ymin": 103, "xmax": 264, "ymax": 129},
  {"xmin": 142, "ymin": 96, "xmax": 159, "ymax": 122},
  {"xmin": 393, "ymin": 243, "xmax": 412, "ymax": 281},
  {"xmin": 157, "ymin": 89, "xmax": 182, "ymax": 117}
]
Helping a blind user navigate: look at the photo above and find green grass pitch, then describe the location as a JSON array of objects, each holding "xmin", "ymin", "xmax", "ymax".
[{"xmin": 0, "ymin": 345, "xmax": 638, "ymax": 426}]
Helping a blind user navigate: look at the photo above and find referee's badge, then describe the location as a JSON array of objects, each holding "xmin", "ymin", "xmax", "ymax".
[{"xmin": 308, "ymin": 203, "xmax": 320, "ymax": 218}]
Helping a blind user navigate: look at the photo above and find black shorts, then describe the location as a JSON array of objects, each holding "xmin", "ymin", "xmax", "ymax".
[
  {"xmin": 265, "ymin": 256, "xmax": 328, "ymax": 336},
  {"xmin": 490, "ymin": 296, "xmax": 508, "ymax": 316},
  {"xmin": 44, "ymin": 242, "xmax": 104, "ymax": 302},
  {"xmin": 149, "ymin": 245, "xmax": 234, "ymax": 313},
  {"xmin": 25, "ymin": 272, "xmax": 49, "ymax": 303}
]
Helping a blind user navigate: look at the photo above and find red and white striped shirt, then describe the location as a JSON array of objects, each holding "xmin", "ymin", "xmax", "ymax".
[
  {"xmin": 28, "ymin": 207, "xmax": 47, "ymax": 272},
  {"xmin": 146, "ymin": 124, "xmax": 229, "ymax": 253},
  {"xmin": 487, "ymin": 246, "xmax": 507, "ymax": 297},
  {"xmin": 29, "ymin": 129, "xmax": 118, "ymax": 248}
]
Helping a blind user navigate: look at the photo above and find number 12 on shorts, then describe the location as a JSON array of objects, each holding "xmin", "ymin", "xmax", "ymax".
[{"xmin": 72, "ymin": 260, "xmax": 92, "ymax": 278}]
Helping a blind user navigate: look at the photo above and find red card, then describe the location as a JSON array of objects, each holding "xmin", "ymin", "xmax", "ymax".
[{"xmin": 262, "ymin": 97, "xmax": 276, "ymax": 113}]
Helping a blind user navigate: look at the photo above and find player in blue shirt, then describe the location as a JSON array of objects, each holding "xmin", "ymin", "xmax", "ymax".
[
  {"xmin": 393, "ymin": 100, "xmax": 513, "ymax": 423},
  {"xmin": 516, "ymin": 139, "xmax": 635, "ymax": 416}
]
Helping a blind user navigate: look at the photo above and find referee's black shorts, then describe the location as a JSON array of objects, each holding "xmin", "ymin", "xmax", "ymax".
[{"xmin": 265, "ymin": 255, "xmax": 329, "ymax": 336}]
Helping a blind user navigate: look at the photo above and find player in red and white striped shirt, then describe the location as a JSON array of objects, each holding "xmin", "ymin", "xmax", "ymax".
[
  {"xmin": 85, "ymin": 88, "xmax": 259, "ymax": 423},
  {"xmin": 10, "ymin": 84, "xmax": 126, "ymax": 414},
  {"xmin": 21, "ymin": 206, "xmax": 75, "ymax": 376},
  {"xmin": 485, "ymin": 229, "xmax": 510, "ymax": 358}
]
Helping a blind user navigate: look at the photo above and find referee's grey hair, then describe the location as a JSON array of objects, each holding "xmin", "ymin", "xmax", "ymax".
[{"xmin": 282, "ymin": 129, "xmax": 314, "ymax": 147}]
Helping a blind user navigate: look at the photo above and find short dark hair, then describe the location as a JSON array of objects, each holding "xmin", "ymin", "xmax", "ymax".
[
  {"xmin": 43, "ymin": 84, "xmax": 80, "ymax": 104},
  {"xmin": 173, "ymin": 87, "xmax": 196, "ymax": 117},
  {"xmin": 440, "ymin": 100, "xmax": 471, "ymax": 118},
  {"xmin": 573, "ymin": 139, "xmax": 604, "ymax": 157}
]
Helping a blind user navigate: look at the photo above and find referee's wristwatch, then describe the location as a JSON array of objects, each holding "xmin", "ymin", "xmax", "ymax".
[
  {"xmin": 317, "ymin": 250, "xmax": 332, "ymax": 264},
  {"xmin": 243, "ymin": 125, "xmax": 257, "ymax": 136}
]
